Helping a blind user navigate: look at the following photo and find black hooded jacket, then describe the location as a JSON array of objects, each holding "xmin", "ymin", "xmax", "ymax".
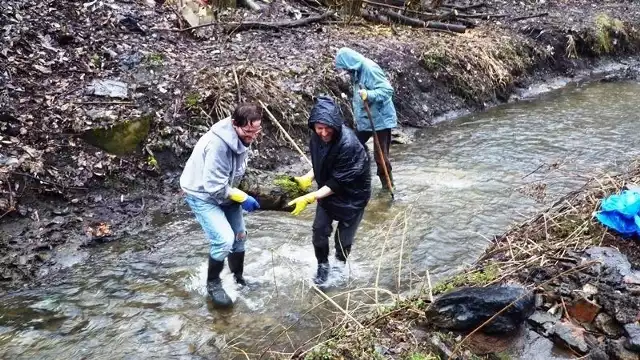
[{"xmin": 308, "ymin": 96, "xmax": 371, "ymax": 221}]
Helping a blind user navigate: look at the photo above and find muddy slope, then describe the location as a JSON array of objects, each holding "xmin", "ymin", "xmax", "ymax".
[{"xmin": 1, "ymin": 0, "xmax": 640, "ymax": 289}]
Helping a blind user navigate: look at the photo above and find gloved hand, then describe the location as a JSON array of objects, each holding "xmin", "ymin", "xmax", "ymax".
[
  {"xmin": 228, "ymin": 188, "xmax": 260, "ymax": 212},
  {"xmin": 293, "ymin": 174, "xmax": 313, "ymax": 191},
  {"xmin": 358, "ymin": 89, "xmax": 368, "ymax": 101},
  {"xmin": 287, "ymin": 192, "xmax": 317, "ymax": 216}
]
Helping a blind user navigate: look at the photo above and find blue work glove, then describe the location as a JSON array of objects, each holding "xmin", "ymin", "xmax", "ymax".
[
  {"xmin": 241, "ymin": 195, "xmax": 260, "ymax": 212},
  {"xmin": 229, "ymin": 188, "xmax": 260, "ymax": 212}
]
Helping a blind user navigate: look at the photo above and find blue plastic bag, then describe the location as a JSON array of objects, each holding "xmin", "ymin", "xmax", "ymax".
[{"xmin": 595, "ymin": 189, "xmax": 640, "ymax": 237}]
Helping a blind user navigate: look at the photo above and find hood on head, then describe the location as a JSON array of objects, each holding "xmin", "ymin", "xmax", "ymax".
[
  {"xmin": 335, "ymin": 47, "xmax": 366, "ymax": 72},
  {"xmin": 211, "ymin": 117, "xmax": 246, "ymax": 154},
  {"xmin": 308, "ymin": 95, "xmax": 343, "ymax": 135}
]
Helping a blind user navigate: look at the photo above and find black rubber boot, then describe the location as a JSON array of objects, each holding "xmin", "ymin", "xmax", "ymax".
[
  {"xmin": 228, "ymin": 251, "xmax": 246, "ymax": 286},
  {"xmin": 314, "ymin": 263, "xmax": 330, "ymax": 285},
  {"xmin": 207, "ymin": 257, "xmax": 233, "ymax": 308},
  {"xmin": 313, "ymin": 245, "xmax": 330, "ymax": 285}
]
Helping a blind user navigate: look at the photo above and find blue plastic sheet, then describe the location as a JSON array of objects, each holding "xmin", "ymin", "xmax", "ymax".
[{"xmin": 595, "ymin": 188, "xmax": 640, "ymax": 237}]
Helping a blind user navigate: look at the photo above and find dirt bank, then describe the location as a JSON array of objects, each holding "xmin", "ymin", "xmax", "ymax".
[{"xmin": 2, "ymin": 0, "xmax": 640, "ymax": 289}]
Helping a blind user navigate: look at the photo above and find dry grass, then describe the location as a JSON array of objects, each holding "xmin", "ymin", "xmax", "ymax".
[
  {"xmin": 476, "ymin": 160, "xmax": 640, "ymax": 282},
  {"xmin": 420, "ymin": 29, "xmax": 543, "ymax": 101}
]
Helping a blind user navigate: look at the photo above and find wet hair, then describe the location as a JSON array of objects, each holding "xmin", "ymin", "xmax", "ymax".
[{"xmin": 231, "ymin": 103, "xmax": 262, "ymax": 127}]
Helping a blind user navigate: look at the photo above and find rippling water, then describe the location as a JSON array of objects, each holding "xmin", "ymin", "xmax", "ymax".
[{"xmin": 2, "ymin": 81, "xmax": 640, "ymax": 359}]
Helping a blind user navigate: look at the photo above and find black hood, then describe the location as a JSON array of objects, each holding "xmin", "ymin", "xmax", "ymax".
[{"xmin": 308, "ymin": 95, "xmax": 344, "ymax": 137}]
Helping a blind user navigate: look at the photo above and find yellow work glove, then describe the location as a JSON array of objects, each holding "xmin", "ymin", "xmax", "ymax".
[
  {"xmin": 228, "ymin": 188, "xmax": 248, "ymax": 202},
  {"xmin": 293, "ymin": 174, "xmax": 313, "ymax": 191},
  {"xmin": 358, "ymin": 89, "xmax": 368, "ymax": 101},
  {"xmin": 287, "ymin": 192, "xmax": 317, "ymax": 216}
]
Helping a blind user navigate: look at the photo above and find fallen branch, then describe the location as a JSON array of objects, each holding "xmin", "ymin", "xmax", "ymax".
[
  {"xmin": 380, "ymin": 9, "xmax": 466, "ymax": 33},
  {"xmin": 259, "ymin": 100, "xmax": 312, "ymax": 166},
  {"xmin": 441, "ymin": 2, "xmax": 485, "ymax": 11},
  {"xmin": 224, "ymin": 10, "xmax": 334, "ymax": 33},
  {"xmin": 453, "ymin": 12, "xmax": 508, "ymax": 19},
  {"xmin": 510, "ymin": 12, "xmax": 549, "ymax": 22}
]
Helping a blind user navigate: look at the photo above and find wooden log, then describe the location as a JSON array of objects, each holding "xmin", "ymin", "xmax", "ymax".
[
  {"xmin": 224, "ymin": 10, "xmax": 334, "ymax": 33},
  {"xmin": 380, "ymin": 9, "xmax": 466, "ymax": 33},
  {"xmin": 238, "ymin": 0, "xmax": 261, "ymax": 11}
]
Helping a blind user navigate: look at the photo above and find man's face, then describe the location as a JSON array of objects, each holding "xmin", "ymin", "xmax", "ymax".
[
  {"xmin": 314, "ymin": 123, "xmax": 334, "ymax": 143},
  {"xmin": 234, "ymin": 119, "xmax": 262, "ymax": 145}
]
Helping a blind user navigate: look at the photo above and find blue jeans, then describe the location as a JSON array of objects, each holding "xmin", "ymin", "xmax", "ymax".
[{"xmin": 185, "ymin": 194, "xmax": 246, "ymax": 261}]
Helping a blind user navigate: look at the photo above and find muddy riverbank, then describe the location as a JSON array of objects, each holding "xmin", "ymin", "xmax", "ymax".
[
  {"xmin": 2, "ymin": 0, "xmax": 640, "ymax": 290},
  {"xmin": 299, "ymin": 161, "xmax": 640, "ymax": 360}
]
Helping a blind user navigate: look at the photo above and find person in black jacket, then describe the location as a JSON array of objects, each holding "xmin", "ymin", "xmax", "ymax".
[{"xmin": 287, "ymin": 95, "xmax": 372, "ymax": 285}]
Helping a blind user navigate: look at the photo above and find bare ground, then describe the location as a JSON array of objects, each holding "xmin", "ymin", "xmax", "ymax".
[{"xmin": 1, "ymin": 0, "xmax": 640, "ymax": 290}]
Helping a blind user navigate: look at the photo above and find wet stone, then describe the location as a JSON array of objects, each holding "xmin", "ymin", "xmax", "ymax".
[
  {"xmin": 552, "ymin": 320, "xmax": 590, "ymax": 354},
  {"xmin": 528, "ymin": 310, "xmax": 560, "ymax": 336},
  {"xmin": 595, "ymin": 312, "xmax": 625, "ymax": 338},
  {"xmin": 607, "ymin": 338, "xmax": 640, "ymax": 360},
  {"xmin": 623, "ymin": 323, "xmax": 640, "ymax": 352}
]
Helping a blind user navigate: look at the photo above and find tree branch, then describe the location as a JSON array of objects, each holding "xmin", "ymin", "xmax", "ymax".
[{"xmin": 224, "ymin": 10, "xmax": 335, "ymax": 33}]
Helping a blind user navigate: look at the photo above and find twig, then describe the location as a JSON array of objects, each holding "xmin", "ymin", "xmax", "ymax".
[
  {"xmin": 522, "ymin": 163, "xmax": 546, "ymax": 179},
  {"xmin": 72, "ymin": 101, "xmax": 135, "ymax": 106},
  {"xmin": 259, "ymin": 100, "xmax": 312, "ymax": 166},
  {"xmin": 426, "ymin": 269, "xmax": 434, "ymax": 303},
  {"xmin": 510, "ymin": 12, "xmax": 549, "ymax": 22},
  {"xmin": 232, "ymin": 66, "xmax": 241, "ymax": 102},
  {"xmin": 310, "ymin": 284, "xmax": 363, "ymax": 329}
]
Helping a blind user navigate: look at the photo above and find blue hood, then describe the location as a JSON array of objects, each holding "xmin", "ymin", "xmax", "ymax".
[{"xmin": 335, "ymin": 47, "xmax": 366, "ymax": 72}]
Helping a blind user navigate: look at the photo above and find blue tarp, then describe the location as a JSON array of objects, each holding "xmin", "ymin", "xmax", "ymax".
[{"xmin": 595, "ymin": 188, "xmax": 640, "ymax": 237}]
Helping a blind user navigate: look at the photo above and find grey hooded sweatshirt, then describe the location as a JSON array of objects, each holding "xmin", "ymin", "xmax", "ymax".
[{"xmin": 180, "ymin": 117, "xmax": 248, "ymax": 205}]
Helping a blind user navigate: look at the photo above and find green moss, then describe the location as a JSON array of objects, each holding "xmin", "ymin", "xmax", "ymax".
[
  {"xmin": 185, "ymin": 92, "xmax": 201, "ymax": 110},
  {"xmin": 82, "ymin": 114, "xmax": 152, "ymax": 155},
  {"xmin": 594, "ymin": 14, "xmax": 626, "ymax": 54},
  {"xmin": 274, "ymin": 175, "xmax": 307, "ymax": 198},
  {"xmin": 432, "ymin": 264, "xmax": 500, "ymax": 295},
  {"xmin": 404, "ymin": 352, "xmax": 440, "ymax": 360},
  {"xmin": 144, "ymin": 52, "xmax": 165, "ymax": 67}
]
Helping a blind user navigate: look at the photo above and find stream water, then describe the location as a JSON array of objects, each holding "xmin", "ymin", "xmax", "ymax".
[{"xmin": 2, "ymin": 81, "xmax": 640, "ymax": 359}]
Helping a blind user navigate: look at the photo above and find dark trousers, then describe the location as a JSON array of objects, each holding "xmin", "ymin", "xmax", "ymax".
[
  {"xmin": 312, "ymin": 205, "xmax": 365, "ymax": 264},
  {"xmin": 356, "ymin": 129, "xmax": 393, "ymax": 189}
]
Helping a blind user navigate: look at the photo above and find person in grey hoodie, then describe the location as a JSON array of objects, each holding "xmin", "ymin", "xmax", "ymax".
[{"xmin": 180, "ymin": 103, "xmax": 262, "ymax": 307}]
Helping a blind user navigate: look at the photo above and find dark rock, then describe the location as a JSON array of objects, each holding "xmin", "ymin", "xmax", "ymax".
[
  {"xmin": 552, "ymin": 320, "xmax": 590, "ymax": 354},
  {"xmin": 528, "ymin": 310, "xmax": 560, "ymax": 336},
  {"xmin": 584, "ymin": 247, "xmax": 633, "ymax": 280},
  {"xmin": 607, "ymin": 338, "xmax": 640, "ymax": 360},
  {"xmin": 426, "ymin": 285, "xmax": 535, "ymax": 334},
  {"xmin": 597, "ymin": 292, "xmax": 640, "ymax": 325},
  {"xmin": 623, "ymin": 323, "xmax": 640, "ymax": 352},
  {"xmin": 595, "ymin": 313, "xmax": 625, "ymax": 338},
  {"xmin": 507, "ymin": 328, "xmax": 576, "ymax": 360}
]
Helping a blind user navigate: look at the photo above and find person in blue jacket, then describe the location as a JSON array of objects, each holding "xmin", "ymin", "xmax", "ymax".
[
  {"xmin": 288, "ymin": 95, "xmax": 372, "ymax": 285},
  {"xmin": 335, "ymin": 47, "xmax": 398, "ymax": 191},
  {"xmin": 180, "ymin": 103, "xmax": 261, "ymax": 307}
]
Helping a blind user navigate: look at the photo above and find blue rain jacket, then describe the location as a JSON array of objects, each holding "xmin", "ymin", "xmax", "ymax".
[{"xmin": 335, "ymin": 47, "xmax": 397, "ymax": 132}]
